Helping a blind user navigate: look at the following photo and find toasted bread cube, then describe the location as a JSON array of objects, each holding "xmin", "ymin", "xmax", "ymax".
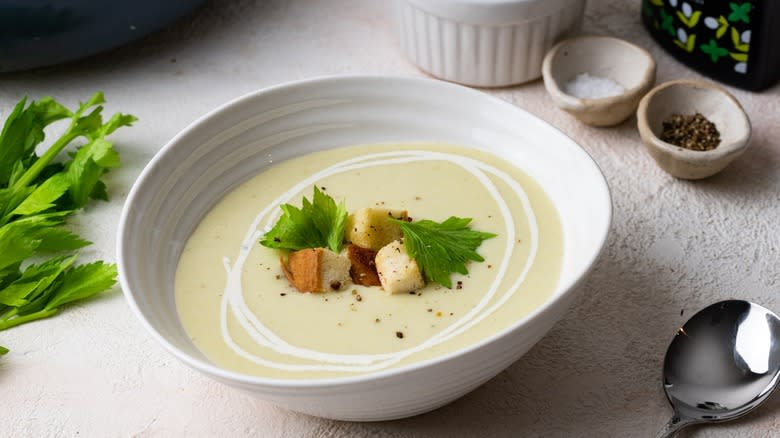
[
  {"xmin": 375, "ymin": 240, "xmax": 425, "ymax": 294},
  {"xmin": 346, "ymin": 208, "xmax": 408, "ymax": 251},
  {"xmin": 347, "ymin": 244, "xmax": 381, "ymax": 286},
  {"xmin": 281, "ymin": 248, "xmax": 351, "ymax": 293}
]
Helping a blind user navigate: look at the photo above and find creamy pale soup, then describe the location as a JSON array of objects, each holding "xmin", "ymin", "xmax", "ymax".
[{"xmin": 175, "ymin": 143, "xmax": 562, "ymax": 379}]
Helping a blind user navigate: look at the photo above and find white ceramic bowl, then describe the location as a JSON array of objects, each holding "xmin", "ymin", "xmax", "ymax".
[
  {"xmin": 117, "ymin": 76, "xmax": 611, "ymax": 421},
  {"xmin": 395, "ymin": 0, "xmax": 586, "ymax": 87}
]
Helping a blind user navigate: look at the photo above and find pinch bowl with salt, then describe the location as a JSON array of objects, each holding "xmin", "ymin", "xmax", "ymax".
[
  {"xmin": 542, "ymin": 36, "xmax": 656, "ymax": 127},
  {"xmin": 636, "ymin": 79, "xmax": 751, "ymax": 180}
]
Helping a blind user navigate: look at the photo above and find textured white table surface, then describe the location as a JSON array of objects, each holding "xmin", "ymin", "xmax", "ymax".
[{"xmin": 2, "ymin": 1, "xmax": 779, "ymax": 437}]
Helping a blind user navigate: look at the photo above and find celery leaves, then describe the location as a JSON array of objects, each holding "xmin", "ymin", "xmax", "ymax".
[
  {"xmin": 392, "ymin": 216, "xmax": 496, "ymax": 288},
  {"xmin": 0, "ymin": 93, "xmax": 135, "ymax": 337},
  {"xmin": 260, "ymin": 186, "xmax": 348, "ymax": 253}
]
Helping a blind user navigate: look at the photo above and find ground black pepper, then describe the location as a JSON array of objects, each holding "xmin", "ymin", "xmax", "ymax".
[{"xmin": 660, "ymin": 112, "xmax": 721, "ymax": 151}]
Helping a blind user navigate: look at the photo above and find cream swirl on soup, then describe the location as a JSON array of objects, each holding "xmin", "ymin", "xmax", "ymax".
[{"xmin": 175, "ymin": 144, "xmax": 563, "ymax": 379}]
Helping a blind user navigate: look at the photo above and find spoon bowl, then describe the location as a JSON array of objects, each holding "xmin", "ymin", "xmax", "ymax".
[{"xmin": 658, "ymin": 300, "xmax": 780, "ymax": 437}]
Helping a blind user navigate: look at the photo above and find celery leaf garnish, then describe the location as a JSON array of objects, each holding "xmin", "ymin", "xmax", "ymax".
[
  {"xmin": 260, "ymin": 186, "xmax": 348, "ymax": 253},
  {"xmin": 392, "ymin": 216, "xmax": 496, "ymax": 288}
]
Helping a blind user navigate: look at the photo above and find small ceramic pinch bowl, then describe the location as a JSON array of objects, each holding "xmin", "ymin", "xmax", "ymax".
[
  {"xmin": 542, "ymin": 36, "xmax": 656, "ymax": 127},
  {"xmin": 118, "ymin": 76, "xmax": 611, "ymax": 421},
  {"xmin": 637, "ymin": 79, "xmax": 751, "ymax": 180}
]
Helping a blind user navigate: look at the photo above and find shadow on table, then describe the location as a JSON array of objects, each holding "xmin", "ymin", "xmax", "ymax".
[{"xmin": 690, "ymin": 133, "xmax": 778, "ymax": 198}]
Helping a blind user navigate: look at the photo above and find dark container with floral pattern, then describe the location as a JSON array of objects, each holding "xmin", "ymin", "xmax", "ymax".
[{"xmin": 641, "ymin": 0, "xmax": 780, "ymax": 91}]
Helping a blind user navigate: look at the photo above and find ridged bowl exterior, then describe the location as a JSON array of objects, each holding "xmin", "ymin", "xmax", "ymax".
[
  {"xmin": 396, "ymin": 0, "xmax": 586, "ymax": 87},
  {"xmin": 118, "ymin": 76, "xmax": 611, "ymax": 421}
]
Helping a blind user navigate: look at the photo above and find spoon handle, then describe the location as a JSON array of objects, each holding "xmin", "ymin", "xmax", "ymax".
[{"xmin": 655, "ymin": 414, "xmax": 697, "ymax": 438}]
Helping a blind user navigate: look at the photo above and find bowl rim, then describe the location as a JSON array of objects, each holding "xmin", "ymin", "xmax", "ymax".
[
  {"xmin": 117, "ymin": 75, "xmax": 612, "ymax": 389},
  {"xmin": 636, "ymin": 79, "xmax": 752, "ymax": 161},
  {"xmin": 542, "ymin": 35, "xmax": 657, "ymax": 110},
  {"xmin": 403, "ymin": 0, "xmax": 577, "ymax": 25}
]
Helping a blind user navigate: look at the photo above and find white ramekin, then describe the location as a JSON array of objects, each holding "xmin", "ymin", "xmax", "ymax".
[{"xmin": 395, "ymin": 0, "xmax": 587, "ymax": 87}]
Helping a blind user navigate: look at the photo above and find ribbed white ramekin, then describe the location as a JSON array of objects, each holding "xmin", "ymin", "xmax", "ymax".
[{"xmin": 396, "ymin": 0, "xmax": 586, "ymax": 87}]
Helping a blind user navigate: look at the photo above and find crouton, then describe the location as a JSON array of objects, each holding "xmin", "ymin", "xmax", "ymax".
[
  {"xmin": 281, "ymin": 248, "xmax": 351, "ymax": 293},
  {"xmin": 347, "ymin": 244, "xmax": 381, "ymax": 286},
  {"xmin": 346, "ymin": 208, "xmax": 409, "ymax": 251},
  {"xmin": 375, "ymin": 240, "xmax": 425, "ymax": 294}
]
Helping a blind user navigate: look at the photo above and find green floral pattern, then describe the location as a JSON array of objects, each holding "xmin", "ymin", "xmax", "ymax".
[
  {"xmin": 728, "ymin": 2, "xmax": 752, "ymax": 23},
  {"xmin": 661, "ymin": 9, "xmax": 676, "ymax": 36},
  {"xmin": 642, "ymin": 0, "xmax": 754, "ymax": 74},
  {"xmin": 701, "ymin": 38, "xmax": 729, "ymax": 62}
]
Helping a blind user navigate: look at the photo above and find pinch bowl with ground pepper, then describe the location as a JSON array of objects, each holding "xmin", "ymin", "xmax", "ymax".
[{"xmin": 637, "ymin": 79, "xmax": 751, "ymax": 180}]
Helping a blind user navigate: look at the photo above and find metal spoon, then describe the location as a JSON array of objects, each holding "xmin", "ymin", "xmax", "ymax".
[{"xmin": 656, "ymin": 300, "xmax": 780, "ymax": 438}]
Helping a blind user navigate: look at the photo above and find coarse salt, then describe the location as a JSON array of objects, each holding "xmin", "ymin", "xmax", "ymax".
[{"xmin": 564, "ymin": 72, "xmax": 625, "ymax": 99}]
